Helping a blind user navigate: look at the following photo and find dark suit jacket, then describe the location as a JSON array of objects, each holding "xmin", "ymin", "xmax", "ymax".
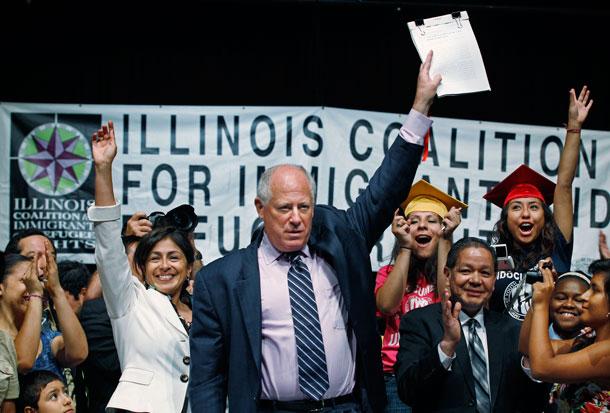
[
  {"xmin": 394, "ymin": 303, "xmax": 549, "ymax": 413},
  {"xmin": 189, "ymin": 136, "xmax": 423, "ymax": 413},
  {"xmin": 79, "ymin": 297, "xmax": 122, "ymax": 413}
]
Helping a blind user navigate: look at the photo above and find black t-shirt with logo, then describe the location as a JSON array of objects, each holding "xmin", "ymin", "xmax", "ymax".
[{"xmin": 489, "ymin": 225, "xmax": 573, "ymax": 321}]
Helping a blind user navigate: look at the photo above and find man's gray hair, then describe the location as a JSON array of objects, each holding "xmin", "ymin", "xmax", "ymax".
[{"xmin": 257, "ymin": 165, "xmax": 317, "ymax": 206}]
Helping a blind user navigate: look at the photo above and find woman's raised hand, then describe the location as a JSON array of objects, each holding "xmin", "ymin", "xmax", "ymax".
[
  {"xmin": 439, "ymin": 206, "xmax": 462, "ymax": 239},
  {"xmin": 23, "ymin": 251, "xmax": 44, "ymax": 296},
  {"xmin": 41, "ymin": 240, "xmax": 63, "ymax": 296},
  {"xmin": 92, "ymin": 121, "xmax": 117, "ymax": 170},
  {"xmin": 391, "ymin": 208, "xmax": 412, "ymax": 249},
  {"xmin": 568, "ymin": 86, "xmax": 593, "ymax": 128}
]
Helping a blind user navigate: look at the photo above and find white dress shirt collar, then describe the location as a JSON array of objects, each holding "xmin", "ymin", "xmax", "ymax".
[
  {"xmin": 458, "ymin": 306, "xmax": 485, "ymax": 330},
  {"xmin": 259, "ymin": 232, "xmax": 312, "ymax": 265}
]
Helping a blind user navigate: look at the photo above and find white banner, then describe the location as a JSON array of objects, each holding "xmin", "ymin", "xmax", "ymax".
[{"xmin": 1, "ymin": 102, "xmax": 608, "ymax": 271}]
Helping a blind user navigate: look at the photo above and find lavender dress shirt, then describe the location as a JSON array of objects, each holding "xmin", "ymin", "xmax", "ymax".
[{"xmin": 258, "ymin": 108, "xmax": 431, "ymax": 401}]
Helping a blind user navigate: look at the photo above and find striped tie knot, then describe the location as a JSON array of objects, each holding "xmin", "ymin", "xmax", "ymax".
[{"xmin": 283, "ymin": 251, "xmax": 301, "ymax": 264}]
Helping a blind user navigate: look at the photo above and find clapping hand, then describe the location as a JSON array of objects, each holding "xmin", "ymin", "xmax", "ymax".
[
  {"xmin": 23, "ymin": 251, "xmax": 44, "ymax": 296},
  {"xmin": 41, "ymin": 240, "xmax": 63, "ymax": 297},
  {"xmin": 439, "ymin": 288, "xmax": 461, "ymax": 357}
]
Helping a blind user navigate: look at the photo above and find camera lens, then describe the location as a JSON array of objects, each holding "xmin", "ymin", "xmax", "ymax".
[
  {"xmin": 166, "ymin": 205, "xmax": 197, "ymax": 232},
  {"xmin": 147, "ymin": 211, "xmax": 166, "ymax": 229}
]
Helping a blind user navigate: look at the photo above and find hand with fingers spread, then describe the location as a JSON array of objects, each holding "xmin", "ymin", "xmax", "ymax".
[
  {"xmin": 391, "ymin": 208, "xmax": 413, "ymax": 249},
  {"xmin": 567, "ymin": 86, "xmax": 593, "ymax": 129},
  {"xmin": 439, "ymin": 288, "xmax": 462, "ymax": 357},
  {"xmin": 23, "ymin": 251, "xmax": 44, "ymax": 296},
  {"xmin": 531, "ymin": 259, "xmax": 555, "ymax": 310},
  {"xmin": 125, "ymin": 212, "xmax": 153, "ymax": 237},
  {"xmin": 439, "ymin": 206, "xmax": 462, "ymax": 240},
  {"xmin": 599, "ymin": 230, "xmax": 610, "ymax": 259},
  {"xmin": 412, "ymin": 50, "xmax": 443, "ymax": 115}
]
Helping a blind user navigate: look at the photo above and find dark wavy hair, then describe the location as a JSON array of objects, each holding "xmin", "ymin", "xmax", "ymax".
[
  {"xmin": 133, "ymin": 226, "xmax": 194, "ymax": 302},
  {"xmin": 4, "ymin": 229, "xmax": 51, "ymax": 255},
  {"xmin": 2, "ymin": 254, "xmax": 31, "ymax": 284},
  {"xmin": 390, "ymin": 240, "xmax": 438, "ymax": 295},
  {"xmin": 562, "ymin": 260, "xmax": 610, "ymax": 386},
  {"xmin": 57, "ymin": 260, "xmax": 92, "ymax": 300},
  {"xmin": 446, "ymin": 237, "xmax": 498, "ymax": 273},
  {"xmin": 17, "ymin": 370, "xmax": 64, "ymax": 412},
  {"xmin": 588, "ymin": 259, "xmax": 610, "ymax": 308},
  {"xmin": 491, "ymin": 202, "xmax": 556, "ymax": 271}
]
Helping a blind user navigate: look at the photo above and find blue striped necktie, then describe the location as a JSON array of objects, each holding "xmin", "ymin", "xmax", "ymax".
[
  {"xmin": 284, "ymin": 251, "xmax": 329, "ymax": 400},
  {"xmin": 467, "ymin": 318, "xmax": 491, "ymax": 413}
]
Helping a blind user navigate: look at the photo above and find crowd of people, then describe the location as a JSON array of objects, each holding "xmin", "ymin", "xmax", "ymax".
[{"xmin": 0, "ymin": 50, "xmax": 608, "ymax": 413}]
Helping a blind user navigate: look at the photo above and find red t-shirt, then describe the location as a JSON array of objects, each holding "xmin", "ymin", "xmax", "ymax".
[{"xmin": 374, "ymin": 265, "xmax": 439, "ymax": 373}]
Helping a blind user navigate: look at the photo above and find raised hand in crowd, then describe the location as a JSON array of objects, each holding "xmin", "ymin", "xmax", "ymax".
[
  {"xmin": 567, "ymin": 86, "xmax": 593, "ymax": 129},
  {"xmin": 599, "ymin": 230, "xmax": 610, "ymax": 259},
  {"xmin": 439, "ymin": 288, "xmax": 462, "ymax": 357},
  {"xmin": 84, "ymin": 270, "xmax": 103, "ymax": 301},
  {"xmin": 42, "ymin": 241, "xmax": 88, "ymax": 367},
  {"xmin": 436, "ymin": 206, "xmax": 462, "ymax": 294},
  {"xmin": 125, "ymin": 212, "xmax": 152, "ymax": 237},
  {"xmin": 554, "ymin": 86, "xmax": 593, "ymax": 243},
  {"xmin": 92, "ymin": 121, "xmax": 118, "ymax": 207},
  {"xmin": 12, "ymin": 252, "xmax": 44, "ymax": 372},
  {"xmin": 375, "ymin": 209, "xmax": 414, "ymax": 315},
  {"xmin": 412, "ymin": 50, "xmax": 442, "ymax": 115}
]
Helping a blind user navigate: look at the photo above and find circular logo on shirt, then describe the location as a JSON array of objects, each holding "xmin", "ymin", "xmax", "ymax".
[{"xmin": 503, "ymin": 279, "xmax": 532, "ymax": 321}]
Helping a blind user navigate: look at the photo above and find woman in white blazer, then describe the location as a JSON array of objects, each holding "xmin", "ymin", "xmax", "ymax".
[{"xmin": 88, "ymin": 121, "xmax": 194, "ymax": 413}]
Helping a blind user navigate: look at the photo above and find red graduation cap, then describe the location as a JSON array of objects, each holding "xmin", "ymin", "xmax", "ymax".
[{"xmin": 483, "ymin": 164, "xmax": 556, "ymax": 208}]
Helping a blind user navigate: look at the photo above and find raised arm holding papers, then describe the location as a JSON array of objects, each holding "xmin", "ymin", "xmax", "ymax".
[{"xmin": 408, "ymin": 11, "xmax": 491, "ymax": 97}]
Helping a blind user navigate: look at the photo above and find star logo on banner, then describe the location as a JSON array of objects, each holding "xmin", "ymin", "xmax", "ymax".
[
  {"xmin": 18, "ymin": 123, "xmax": 92, "ymax": 196},
  {"xmin": 25, "ymin": 126, "xmax": 87, "ymax": 191}
]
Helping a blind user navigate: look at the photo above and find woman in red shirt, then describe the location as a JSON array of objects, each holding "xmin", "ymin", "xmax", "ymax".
[{"xmin": 375, "ymin": 180, "xmax": 466, "ymax": 412}]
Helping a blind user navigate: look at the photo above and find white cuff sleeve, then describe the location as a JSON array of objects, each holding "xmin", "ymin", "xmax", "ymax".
[
  {"xmin": 520, "ymin": 356, "xmax": 543, "ymax": 383},
  {"xmin": 87, "ymin": 201, "xmax": 121, "ymax": 222},
  {"xmin": 437, "ymin": 343, "xmax": 456, "ymax": 371},
  {"xmin": 399, "ymin": 109, "xmax": 433, "ymax": 146}
]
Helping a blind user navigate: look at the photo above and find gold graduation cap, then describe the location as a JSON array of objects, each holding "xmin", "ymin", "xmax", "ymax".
[{"xmin": 400, "ymin": 180, "xmax": 468, "ymax": 218}]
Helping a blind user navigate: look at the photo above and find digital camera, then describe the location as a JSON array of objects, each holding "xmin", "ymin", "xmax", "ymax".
[{"xmin": 147, "ymin": 204, "xmax": 198, "ymax": 232}]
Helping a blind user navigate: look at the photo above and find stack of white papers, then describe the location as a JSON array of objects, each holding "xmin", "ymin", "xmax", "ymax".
[{"xmin": 408, "ymin": 11, "xmax": 491, "ymax": 97}]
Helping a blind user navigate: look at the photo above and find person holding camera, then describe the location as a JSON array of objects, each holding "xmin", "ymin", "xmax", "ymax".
[
  {"xmin": 124, "ymin": 207, "xmax": 204, "ymax": 294},
  {"xmin": 519, "ymin": 259, "xmax": 610, "ymax": 410},
  {"xmin": 483, "ymin": 86, "xmax": 593, "ymax": 321},
  {"xmin": 88, "ymin": 121, "xmax": 195, "ymax": 412}
]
